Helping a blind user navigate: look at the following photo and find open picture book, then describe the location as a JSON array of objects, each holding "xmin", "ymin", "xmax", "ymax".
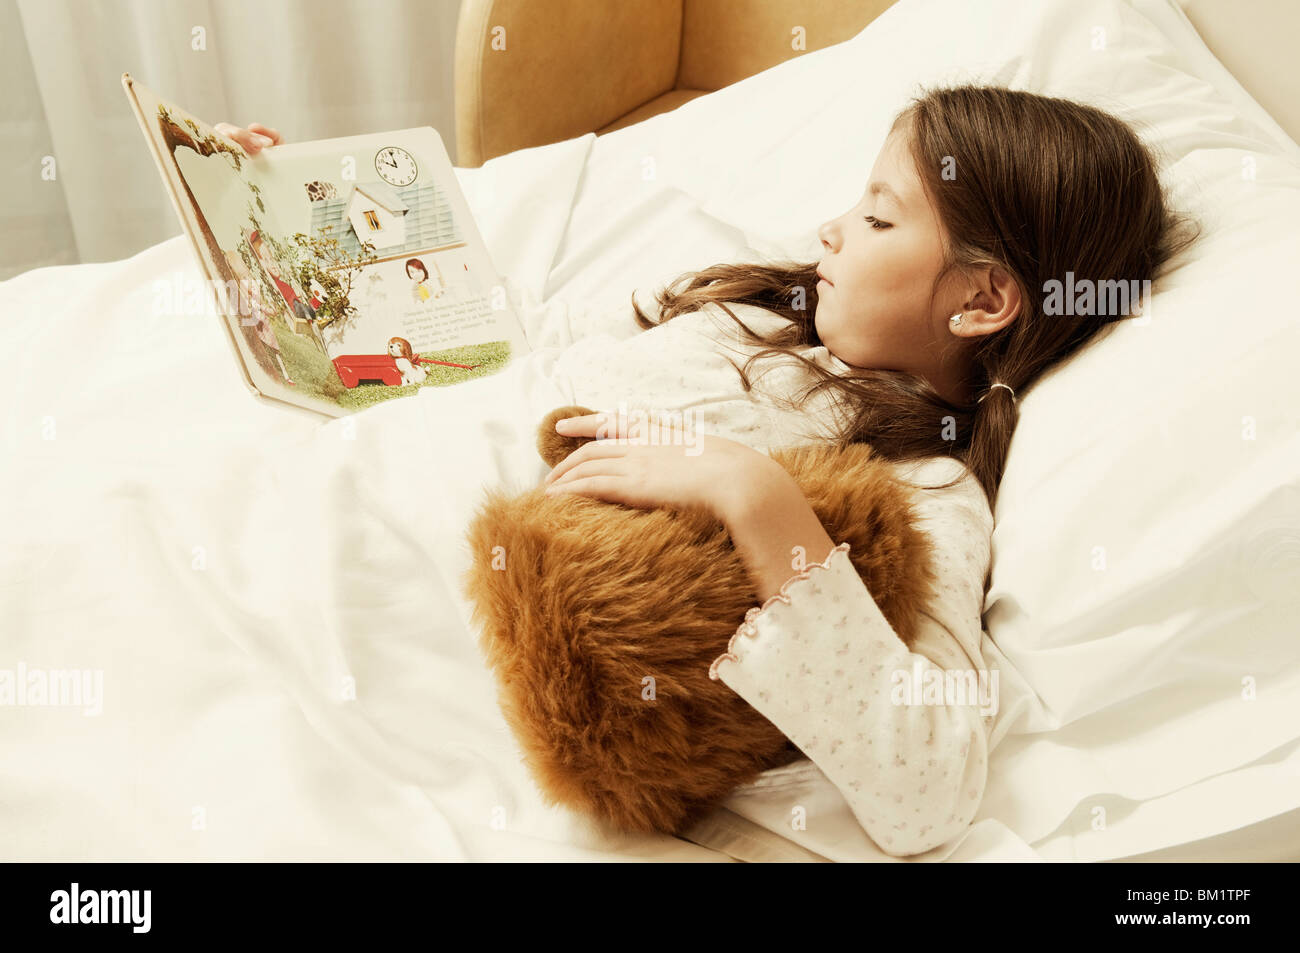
[{"xmin": 123, "ymin": 73, "xmax": 530, "ymax": 418}]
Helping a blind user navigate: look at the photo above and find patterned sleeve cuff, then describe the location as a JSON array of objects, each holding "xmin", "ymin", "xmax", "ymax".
[{"xmin": 709, "ymin": 541, "xmax": 853, "ymax": 681}]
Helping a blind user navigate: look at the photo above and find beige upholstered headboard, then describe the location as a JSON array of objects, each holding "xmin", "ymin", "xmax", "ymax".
[
  {"xmin": 453, "ymin": 0, "xmax": 1300, "ymax": 168},
  {"xmin": 453, "ymin": 0, "xmax": 895, "ymax": 166},
  {"xmin": 1174, "ymin": 0, "xmax": 1300, "ymax": 149}
]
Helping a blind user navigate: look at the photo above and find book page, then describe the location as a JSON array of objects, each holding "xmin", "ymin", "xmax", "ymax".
[
  {"xmin": 250, "ymin": 127, "xmax": 528, "ymax": 412},
  {"xmin": 124, "ymin": 75, "xmax": 314, "ymax": 412},
  {"xmin": 124, "ymin": 75, "xmax": 528, "ymax": 417}
]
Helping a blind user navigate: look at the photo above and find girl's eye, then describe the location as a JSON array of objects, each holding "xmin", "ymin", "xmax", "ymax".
[{"xmin": 864, "ymin": 216, "xmax": 891, "ymax": 230}]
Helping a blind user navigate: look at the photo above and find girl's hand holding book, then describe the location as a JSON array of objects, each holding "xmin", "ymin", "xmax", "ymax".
[{"xmin": 212, "ymin": 121, "xmax": 284, "ymax": 156}]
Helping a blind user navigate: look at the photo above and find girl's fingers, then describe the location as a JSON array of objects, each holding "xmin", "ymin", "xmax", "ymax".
[
  {"xmin": 543, "ymin": 441, "xmax": 628, "ymax": 485},
  {"xmin": 234, "ymin": 131, "xmax": 265, "ymax": 155},
  {"xmin": 555, "ymin": 410, "xmax": 687, "ymax": 441},
  {"xmin": 554, "ymin": 412, "xmax": 616, "ymax": 438},
  {"xmin": 247, "ymin": 123, "xmax": 284, "ymax": 145},
  {"xmin": 544, "ymin": 475, "xmax": 619, "ymax": 502},
  {"xmin": 213, "ymin": 121, "xmax": 278, "ymax": 156},
  {"xmin": 545, "ymin": 459, "xmax": 627, "ymax": 492}
]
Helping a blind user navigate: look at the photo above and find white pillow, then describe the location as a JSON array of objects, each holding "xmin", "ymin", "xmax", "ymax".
[{"xmin": 596, "ymin": 0, "xmax": 1300, "ymax": 855}]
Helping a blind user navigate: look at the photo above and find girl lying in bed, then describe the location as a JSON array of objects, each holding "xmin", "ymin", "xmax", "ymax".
[{"xmin": 215, "ymin": 86, "xmax": 1196, "ymax": 856}]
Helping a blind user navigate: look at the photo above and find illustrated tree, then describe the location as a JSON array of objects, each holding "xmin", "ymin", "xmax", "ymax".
[
  {"xmin": 157, "ymin": 104, "xmax": 381, "ymax": 380},
  {"xmin": 237, "ymin": 211, "xmax": 281, "ymax": 320},
  {"xmin": 285, "ymin": 226, "xmax": 379, "ymax": 338},
  {"xmin": 156, "ymin": 105, "xmax": 278, "ymax": 377}
]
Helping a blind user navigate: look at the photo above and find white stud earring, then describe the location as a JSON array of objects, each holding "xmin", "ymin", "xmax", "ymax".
[{"xmin": 949, "ymin": 312, "xmax": 963, "ymax": 329}]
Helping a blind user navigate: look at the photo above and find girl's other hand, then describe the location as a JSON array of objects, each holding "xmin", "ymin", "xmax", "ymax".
[
  {"xmin": 212, "ymin": 122, "xmax": 284, "ymax": 157},
  {"xmin": 541, "ymin": 411, "xmax": 785, "ymax": 523}
]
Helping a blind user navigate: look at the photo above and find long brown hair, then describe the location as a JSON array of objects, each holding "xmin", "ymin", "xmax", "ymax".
[{"xmin": 630, "ymin": 85, "xmax": 1201, "ymax": 509}]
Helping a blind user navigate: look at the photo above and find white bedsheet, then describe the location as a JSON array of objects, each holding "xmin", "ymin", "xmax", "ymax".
[
  {"xmin": 5, "ymin": 0, "xmax": 1299, "ymax": 862},
  {"xmin": 0, "ymin": 134, "xmax": 734, "ymax": 861}
]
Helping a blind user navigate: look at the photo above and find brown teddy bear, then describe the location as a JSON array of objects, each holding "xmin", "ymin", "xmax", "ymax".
[{"xmin": 461, "ymin": 405, "xmax": 937, "ymax": 836}]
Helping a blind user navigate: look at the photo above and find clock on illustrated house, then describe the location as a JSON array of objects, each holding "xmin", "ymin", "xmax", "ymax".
[{"xmin": 375, "ymin": 146, "xmax": 417, "ymax": 187}]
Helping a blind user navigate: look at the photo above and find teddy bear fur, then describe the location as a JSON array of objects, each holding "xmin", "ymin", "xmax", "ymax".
[{"xmin": 460, "ymin": 404, "xmax": 937, "ymax": 836}]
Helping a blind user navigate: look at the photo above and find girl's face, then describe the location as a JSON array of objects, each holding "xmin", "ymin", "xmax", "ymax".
[
  {"xmin": 814, "ymin": 130, "xmax": 971, "ymax": 398},
  {"xmin": 408, "ymin": 264, "xmax": 425, "ymax": 281}
]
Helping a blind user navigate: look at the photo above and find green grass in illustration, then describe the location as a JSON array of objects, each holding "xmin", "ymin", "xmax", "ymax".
[{"xmin": 271, "ymin": 320, "xmax": 513, "ymax": 412}]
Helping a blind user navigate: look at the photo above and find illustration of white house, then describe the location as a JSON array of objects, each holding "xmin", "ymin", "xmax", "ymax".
[
  {"xmin": 345, "ymin": 182, "xmax": 409, "ymax": 250},
  {"xmin": 309, "ymin": 179, "xmax": 462, "ymax": 260}
]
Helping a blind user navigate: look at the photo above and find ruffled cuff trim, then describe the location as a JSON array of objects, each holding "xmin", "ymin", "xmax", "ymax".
[{"xmin": 709, "ymin": 541, "xmax": 852, "ymax": 680}]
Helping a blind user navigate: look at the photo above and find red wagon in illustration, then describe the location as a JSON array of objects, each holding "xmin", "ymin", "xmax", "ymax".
[{"xmin": 331, "ymin": 353, "xmax": 481, "ymax": 388}]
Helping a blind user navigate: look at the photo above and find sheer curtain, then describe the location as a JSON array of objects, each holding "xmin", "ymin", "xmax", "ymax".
[{"xmin": 1, "ymin": 0, "xmax": 460, "ymax": 280}]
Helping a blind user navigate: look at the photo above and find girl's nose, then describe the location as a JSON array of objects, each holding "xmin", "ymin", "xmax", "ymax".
[{"xmin": 817, "ymin": 219, "xmax": 839, "ymax": 252}]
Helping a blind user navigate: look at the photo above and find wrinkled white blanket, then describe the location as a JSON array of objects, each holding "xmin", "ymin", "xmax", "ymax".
[
  {"xmin": 8, "ymin": 0, "xmax": 1300, "ymax": 862},
  {"xmin": 0, "ymin": 140, "xmax": 744, "ymax": 861}
]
